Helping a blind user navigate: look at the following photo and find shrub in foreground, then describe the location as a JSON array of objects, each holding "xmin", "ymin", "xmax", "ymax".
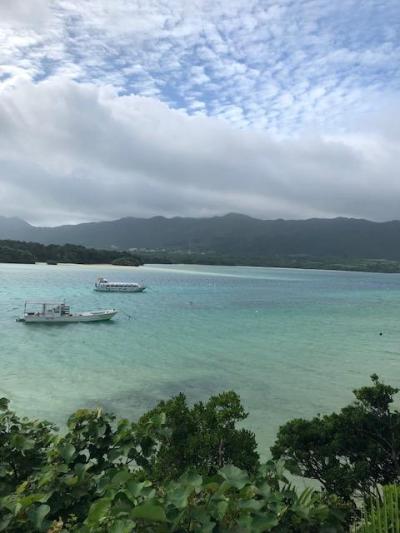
[
  {"xmin": 272, "ymin": 375, "xmax": 400, "ymax": 505},
  {"xmin": 0, "ymin": 394, "xmax": 345, "ymax": 531}
]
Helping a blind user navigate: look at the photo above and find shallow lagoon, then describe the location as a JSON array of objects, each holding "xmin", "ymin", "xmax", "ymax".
[{"xmin": 1, "ymin": 262, "xmax": 400, "ymax": 456}]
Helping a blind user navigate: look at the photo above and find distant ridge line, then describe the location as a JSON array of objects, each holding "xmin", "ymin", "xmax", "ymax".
[{"xmin": 1, "ymin": 213, "xmax": 400, "ymax": 260}]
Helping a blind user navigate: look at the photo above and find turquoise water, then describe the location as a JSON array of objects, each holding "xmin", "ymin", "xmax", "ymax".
[{"xmin": 1, "ymin": 262, "xmax": 400, "ymax": 456}]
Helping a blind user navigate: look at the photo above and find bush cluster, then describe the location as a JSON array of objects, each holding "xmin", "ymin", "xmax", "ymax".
[{"xmin": 1, "ymin": 376, "xmax": 400, "ymax": 531}]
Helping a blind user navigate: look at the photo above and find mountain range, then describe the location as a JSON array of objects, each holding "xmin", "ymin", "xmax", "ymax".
[{"xmin": 1, "ymin": 214, "xmax": 400, "ymax": 259}]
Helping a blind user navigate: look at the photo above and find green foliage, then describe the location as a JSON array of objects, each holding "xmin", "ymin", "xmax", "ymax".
[
  {"xmin": 0, "ymin": 239, "xmax": 143, "ymax": 265},
  {"xmin": 0, "ymin": 393, "xmax": 345, "ymax": 532},
  {"xmin": 139, "ymin": 250, "xmax": 400, "ymax": 273},
  {"xmin": 3, "ymin": 236, "xmax": 400, "ymax": 272},
  {"xmin": 272, "ymin": 375, "xmax": 400, "ymax": 503},
  {"xmin": 111, "ymin": 257, "xmax": 142, "ymax": 266},
  {"xmin": 76, "ymin": 459, "xmax": 344, "ymax": 532},
  {"xmin": 1, "ymin": 456, "xmax": 344, "ymax": 532},
  {"xmin": 0, "ymin": 245, "xmax": 35, "ymax": 264},
  {"xmin": 134, "ymin": 391, "xmax": 259, "ymax": 481},
  {"xmin": 5, "ymin": 376, "xmax": 400, "ymax": 531},
  {"xmin": 0, "ymin": 398, "xmax": 55, "ymax": 497},
  {"xmin": 356, "ymin": 485, "xmax": 400, "ymax": 532}
]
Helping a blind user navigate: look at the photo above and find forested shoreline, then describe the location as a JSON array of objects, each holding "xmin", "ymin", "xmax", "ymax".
[
  {"xmin": 1, "ymin": 375, "xmax": 400, "ymax": 531},
  {"xmin": 0, "ymin": 240, "xmax": 142, "ymax": 266},
  {"xmin": 140, "ymin": 250, "xmax": 400, "ymax": 273},
  {"xmin": 3, "ymin": 238, "xmax": 400, "ymax": 273}
]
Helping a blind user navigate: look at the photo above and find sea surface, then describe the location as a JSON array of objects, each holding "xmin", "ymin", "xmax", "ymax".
[{"xmin": 1, "ymin": 262, "xmax": 400, "ymax": 457}]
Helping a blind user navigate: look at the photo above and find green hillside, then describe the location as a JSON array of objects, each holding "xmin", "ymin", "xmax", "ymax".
[{"xmin": 2, "ymin": 214, "xmax": 400, "ymax": 267}]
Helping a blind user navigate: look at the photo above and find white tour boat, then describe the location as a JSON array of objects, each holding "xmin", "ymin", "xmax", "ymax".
[
  {"xmin": 94, "ymin": 277, "xmax": 146, "ymax": 293},
  {"xmin": 17, "ymin": 301, "xmax": 117, "ymax": 323}
]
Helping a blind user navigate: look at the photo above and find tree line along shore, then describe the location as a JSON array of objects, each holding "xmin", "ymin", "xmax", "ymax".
[
  {"xmin": 0, "ymin": 240, "xmax": 142, "ymax": 267},
  {"xmin": 2, "ymin": 238, "xmax": 400, "ymax": 273}
]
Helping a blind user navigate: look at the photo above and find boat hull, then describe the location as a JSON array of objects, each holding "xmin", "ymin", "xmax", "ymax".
[
  {"xmin": 94, "ymin": 286, "xmax": 145, "ymax": 293},
  {"xmin": 17, "ymin": 310, "xmax": 117, "ymax": 323}
]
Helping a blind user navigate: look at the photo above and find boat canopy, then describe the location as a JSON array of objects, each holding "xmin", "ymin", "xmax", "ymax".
[
  {"xmin": 96, "ymin": 279, "xmax": 139, "ymax": 286},
  {"xmin": 25, "ymin": 301, "xmax": 65, "ymax": 305}
]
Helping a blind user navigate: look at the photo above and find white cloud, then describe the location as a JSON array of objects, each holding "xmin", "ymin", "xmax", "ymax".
[
  {"xmin": 0, "ymin": 77, "xmax": 398, "ymax": 224},
  {"xmin": 0, "ymin": 0, "xmax": 51, "ymax": 28},
  {"xmin": 0, "ymin": 0, "xmax": 399, "ymax": 223},
  {"xmin": 1, "ymin": 0, "xmax": 399, "ymax": 134}
]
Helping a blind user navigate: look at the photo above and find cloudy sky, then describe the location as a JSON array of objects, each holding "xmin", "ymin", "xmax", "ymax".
[{"xmin": 0, "ymin": 0, "xmax": 399, "ymax": 225}]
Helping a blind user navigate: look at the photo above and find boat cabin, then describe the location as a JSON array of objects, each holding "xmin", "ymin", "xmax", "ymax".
[
  {"xmin": 24, "ymin": 301, "xmax": 71, "ymax": 318},
  {"xmin": 95, "ymin": 278, "xmax": 141, "ymax": 288}
]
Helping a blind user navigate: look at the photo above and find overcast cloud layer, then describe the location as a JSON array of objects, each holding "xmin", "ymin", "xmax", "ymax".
[{"xmin": 0, "ymin": 0, "xmax": 399, "ymax": 224}]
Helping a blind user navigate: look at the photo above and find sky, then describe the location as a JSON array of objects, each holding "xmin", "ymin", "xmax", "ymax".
[{"xmin": 0, "ymin": 0, "xmax": 399, "ymax": 225}]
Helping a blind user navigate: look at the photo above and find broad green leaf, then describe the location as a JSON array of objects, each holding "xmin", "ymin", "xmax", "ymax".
[
  {"xmin": 56, "ymin": 463, "xmax": 69, "ymax": 474},
  {"xmin": 251, "ymin": 512, "xmax": 280, "ymax": 531},
  {"xmin": 27, "ymin": 504, "xmax": 50, "ymax": 531},
  {"xmin": 0, "ymin": 496, "xmax": 20, "ymax": 514},
  {"xmin": 113, "ymin": 490, "xmax": 134, "ymax": 513},
  {"xmin": 109, "ymin": 448, "xmax": 123, "ymax": 461},
  {"xmin": 38, "ymin": 469, "xmax": 54, "ymax": 487},
  {"xmin": 190, "ymin": 508, "xmax": 215, "ymax": 530},
  {"xmin": 167, "ymin": 483, "xmax": 191, "ymax": 509},
  {"xmin": 20, "ymin": 493, "xmax": 48, "ymax": 507},
  {"xmin": 178, "ymin": 471, "xmax": 203, "ymax": 489},
  {"xmin": 109, "ymin": 519, "xmax": 136, "ymax": 533},
  {"xmin": 238, "ymin": 498, "xmax": 264, "ymax": 511},
  {"xmin": 64, "ymin": 475, "xmax": 78, "ymax": 486},
  {"xmin": 240, "ymin": 483, "xmax": 257, "ymax": 500},
  {"xmin": 87, "ymin": 498, "xmax": 112, "ymax": 524},
  {"xmin": 141, "ymin": 487, "xmax": 156, "ymax": 500},
  {"xmin": 216, "ymin": 480, "xmax": 231, "ymax": 495},
  {"xmin": 16, "ymin": 481, "xmax": 29, "ymax": 494},
  {"xmin": 112, "ymin": 469, "xmax": 131, "ymax": 487},
  {"xmin": 126, "ymin": 480, "xmax": 151, "ymax": 498},
  {"xmin": 219, "ymin": 464, "xmax": 249, "ymax": 489},
  {"xmin": 237, "ymin": 515, "xmax": 253, "ymax": 529},
  {"xmin": 215, "ymin": 500, "xmax": 229, "ymax": 520},
  {"xmin": 10, "ymin": 434, "xmax": 35, "ymax": 451},
  {"xmin": 59, "ymin": 443, "xmax": 76, "ymax": 463},
  {"xmin": 257, "ymin": 482, "xmax": 272, "ymax": 500},
  {"xmin": 204, "ymin": 481, "xmax": 220, "ymax": 493},
  {"xmin": 74, "ymin": 462, "xmax": 91, "ymax": 479},
  {"xmin": 131, "ymin": 503, "xmax": 167, "ymax": 523}
]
